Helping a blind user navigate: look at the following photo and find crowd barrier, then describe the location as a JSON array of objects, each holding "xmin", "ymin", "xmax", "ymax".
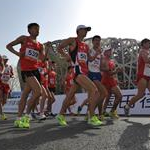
[{"xmin": 3, "ymin": 89, "xmax": 150, "ymax": 115}]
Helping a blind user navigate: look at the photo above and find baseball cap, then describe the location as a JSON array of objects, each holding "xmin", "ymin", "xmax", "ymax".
[{"xmin": 76, "ymin": 25, "xmax": 91, "ymax": 31}]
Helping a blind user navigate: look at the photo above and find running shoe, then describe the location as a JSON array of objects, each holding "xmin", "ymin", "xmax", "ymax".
[
  {"xmin": 35, "ymin": 114, "xmax": 46, "ymax": 120},
  {"xmin": 14, "ymin": 119, "xmax": 25, "ymax": 128},
  {"xmin": 21, "ymin": 115, "xmax": 30, "ymax": 128},
  {"xmin": 31, "ymin": 112, "xmax": 37, "ymax": 120},
  {"xmin": 50, "ymin": 112, "xmax": 57, "ymax": 117},
  {"xmin": 124, "ymin": 105, "xmax": 130, "ymax": 117},
  {"xmin": 44, "ymin": 112, "xmax": 57, "ymax": 118},
  {"xmin": 14, "ymin": 119, "xmax": 21, "ymax": 127},
  {"xmin": 88, "ymin": 115, "xmax": 102, "ymax": 126},
  {"xmin": 1, "ymin": 113, "xmax": 7, "ymax": 120},
  {"xmin": 56, "ymin": 114, "xmax": 68, "ymax": 126},
  {"xmin": 109, "ymin": 110, "xmax": 119, "ymax": 119}
]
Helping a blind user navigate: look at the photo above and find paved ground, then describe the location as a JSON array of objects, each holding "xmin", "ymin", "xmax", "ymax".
[{"xmin": 0, "ymin": 114, "xmax": 150, "ymax": 150}]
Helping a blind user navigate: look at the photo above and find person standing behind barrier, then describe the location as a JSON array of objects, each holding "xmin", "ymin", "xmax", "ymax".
[
  {"xmin": 56, "ymin": 25, "xmax": 101, "ymax": 126},
  {"xmin": 124, "ymin": 38, "xmax": 150, "ymax": 116},
  {"xmin": 6, "ymin": 23, "xmax": 45, "ymax": 128},
  {"xmin": 101, "ymin": 46, "xmax": 122, "ymax": 119}
]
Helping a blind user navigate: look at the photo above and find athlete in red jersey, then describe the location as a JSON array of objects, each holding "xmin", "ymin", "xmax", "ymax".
[
  {"xmin": 63, "ymin": 66, "xmax": 76, "ymax": 115},
  {"xmin": 64, "ymin": 66, "xmax": 74, "ymax": 93},
  {"xmin": 124, "ymin": 38, "xmax": 150, "ymax": 116},
  {"xmin": 48, "ymin": 62, "xmax": 57, "ymax": 91},
  {"xmin": 0, "ymin": 55, "xmax": 13, "ymax": 120},
  {"xmin": 31, "ymin": 56, "xmax": 54, "ymax": 120},
  {"xmin": 101, "ymin": 46, "xmax": 122, "ymax": 119},
  {"xmin": 6, "ymin": 23, "xmax": 49, "ymax": 128},
  {"xmin": 56, "ymin": 25, "xmax": 101, "ymax": 126},
  {"xmin": 46, "ymin": 61, "xmax": 57, "ymax": 116}
]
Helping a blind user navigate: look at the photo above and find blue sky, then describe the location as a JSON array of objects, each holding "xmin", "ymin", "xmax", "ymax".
[{"xmin": 0, "ymin": 0, "xmax": 150, "ymax": 66}]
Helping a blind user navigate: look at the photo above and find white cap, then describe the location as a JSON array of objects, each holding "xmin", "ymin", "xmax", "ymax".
[
  {"xmin": 103, "ymin": 46, "xmax": 112, "ymax": 52},
  {"xmin": 2, "ymin": 55, "xmax": 8, "ymax": 60},
  {"xmin": 76, "ymin": 25, "xmax": 91, "ymax": 31}
]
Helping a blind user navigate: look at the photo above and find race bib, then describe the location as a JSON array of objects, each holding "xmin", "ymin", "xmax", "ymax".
[
  {"xmin": 78, "ymin": 52, "xmax": 87, "ymax": 62},
  {"xmin": 144, "ymin": 64, "xmax": 150, "ymax": 77},
  {"xmin": 50, "ymin": 79, "xmax": 54, "ymax": 84},
  {"xmin": 25, "ymin": 48, "xmax": 39, "ymax": 60},
  {"xmin": 93, "ymin": 58, "xmax": 100, "ymax": 66}
]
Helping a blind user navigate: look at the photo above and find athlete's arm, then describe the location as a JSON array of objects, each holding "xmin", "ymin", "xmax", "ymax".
[
  {"xmin": 100, "ymin": 56, "xmax": 109, "ymax": 72},
  {"xmin": 88, "ymin": 47, "xmax": 101, "ymax": 62},
  {"xmin": 39, "ymin": 44, "xmax": 46, "ymax": 62},
  {"xmin": 57, "ymin": 37, "xmax": 75, "ymax": 62},
  {"xmin": 88, "ymin": 52, "xmax": 99, "ymax": 62},
  {"xmin": 42, "ymin": 41, "xmax": 53, "ymax": 61},
  {"xmin": 6, "ymin": 35, "xmax": 26, "ymax": 57}
]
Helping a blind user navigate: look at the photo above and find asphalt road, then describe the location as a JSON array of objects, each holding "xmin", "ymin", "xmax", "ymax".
[{"xmin": 0, "ymin": 114, "xmax": 150, "ymax": 150}]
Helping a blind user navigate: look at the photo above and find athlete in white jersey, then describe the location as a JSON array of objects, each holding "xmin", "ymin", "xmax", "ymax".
[
  {"xmin": 77, "ymin": 35, "xmax": 107, "ymax": 120},
  {"xmin": 88, "ymin": 48, "xmax": 101, "ymax": 73}
]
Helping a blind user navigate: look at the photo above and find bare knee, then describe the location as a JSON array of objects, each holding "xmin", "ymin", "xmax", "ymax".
[
  {"xmin": 90, "ymin": 87, "xmax": 99, "ymax": 100},
  {"xmin": 33, "ymin": 87, "xmax": 42, "ymax": 98}
]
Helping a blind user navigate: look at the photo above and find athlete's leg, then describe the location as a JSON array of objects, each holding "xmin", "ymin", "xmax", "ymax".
[
  {"xmin": 109, "ymin": 86, "xmax": 122, "ymax": 119},
  {"xmin": 18, "ymin": 82, "xmax": 31, "ymax": 117},
  {"xmin": 128, "ymin": 78, "xmax": 147, "ymax": 106},
  {"xmin": 93, "ymin": 80, "xmax": 107, "ymax": 117},
  {"xmin": 75, "ymin": 75, "xmax": 100, "ymax": 118},
  {"xmin": 103, "ymin": 90, "xmax": 111, "ymax": 113},
  {"xmin": 39, "ymin": 85, "xmax": 48, "ymax": 114},
  {"xmin": 26, "ymin": 76, "xmax": 42, "ymax": 115},
  {"xmin": 60, "ymin": 83, "xmax": 78, "ymax": 114},
  {"xmin": 124, "ymin": 78, "xmax": 147, "ymax": 116},
  {"xmin": 111, "ymin": 86, "xmax": 122, "ymax": 111}
]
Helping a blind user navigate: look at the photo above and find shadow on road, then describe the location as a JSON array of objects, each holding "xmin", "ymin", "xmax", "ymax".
[
  {"xmin": 0, "ymin": 118, "xmax": 101, "ymax": 150},
  {"xmin": 118, "ymin": 119, "xmax": 150, "ymax": 150}
]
